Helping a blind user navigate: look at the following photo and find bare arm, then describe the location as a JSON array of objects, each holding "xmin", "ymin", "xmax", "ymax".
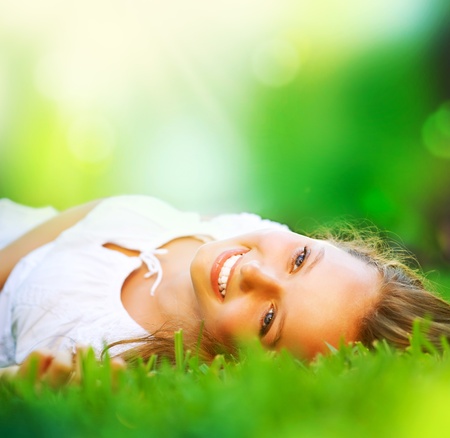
[
  {"xmin": 0, "ymin": 200, "xmax": 101, "ymax": 290},
  {"xmin": 0, "ymin": 347, "xmax": 126, "ymax": 388}
]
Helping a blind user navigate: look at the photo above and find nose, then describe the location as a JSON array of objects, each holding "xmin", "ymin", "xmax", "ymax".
[{"xmin": 239, "ymin": 261, "xmax": 282, "ymax": 294}]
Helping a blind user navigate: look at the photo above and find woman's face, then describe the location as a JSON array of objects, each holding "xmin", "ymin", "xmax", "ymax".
[{"xmin": 190, "ymin": 229, "xmax": 380, "ymax": 359}]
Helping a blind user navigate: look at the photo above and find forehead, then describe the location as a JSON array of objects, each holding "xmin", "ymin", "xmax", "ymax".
[{"xmin": 279, "ymin": 240, "xmax": 380, "ymax": 358}]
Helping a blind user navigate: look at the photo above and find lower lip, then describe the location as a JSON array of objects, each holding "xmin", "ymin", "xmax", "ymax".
[{"xmin": 210, "ymin": 249, "xmax": 247, "ymax": 301}]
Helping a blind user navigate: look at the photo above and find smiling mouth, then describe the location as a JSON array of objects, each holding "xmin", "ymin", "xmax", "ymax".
[{"xmin": 218, "ymin": 254, "xmax": 244, "ymax": 297}]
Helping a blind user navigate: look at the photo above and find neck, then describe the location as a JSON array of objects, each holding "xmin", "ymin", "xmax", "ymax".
[{"xmin": 121, "ymin": 237, "xmax": 204, "ymax": 333}]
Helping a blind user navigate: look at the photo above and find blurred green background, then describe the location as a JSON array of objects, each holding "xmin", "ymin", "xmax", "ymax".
[{"xmin": 0, "ymin": 0, "xmax": 449, "ymax": 270}]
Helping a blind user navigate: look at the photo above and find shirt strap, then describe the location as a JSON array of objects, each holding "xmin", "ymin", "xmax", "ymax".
[{"xmin": 139, "ymin": 248, "xmax": 168, "ymax": 296}]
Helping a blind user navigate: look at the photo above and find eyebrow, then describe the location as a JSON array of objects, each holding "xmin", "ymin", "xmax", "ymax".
[
  {"xmin": 270, "ymin": 247, "xmax": 326, "ymax": 349},
  {"xmin": 271, "ymin": 247, "xmax": 326, "ymax": 349},
  {"xmin": 303, "ymin": 246, "xmax": 325, "ymax": 274}
]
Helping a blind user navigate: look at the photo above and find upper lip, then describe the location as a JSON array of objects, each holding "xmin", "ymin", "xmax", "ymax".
[{"xmin": 210, "ymin": 248, "xmax": 247, "ymax": 301}]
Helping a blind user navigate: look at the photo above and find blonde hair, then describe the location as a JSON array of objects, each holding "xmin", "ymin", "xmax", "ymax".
[
  {"xmin": 104, "ymin": 321, "xmax": 233, "ymax": 366},
  {"xmin": 319, "ymin": 225, "xmax": 450, "ymax": 351}
]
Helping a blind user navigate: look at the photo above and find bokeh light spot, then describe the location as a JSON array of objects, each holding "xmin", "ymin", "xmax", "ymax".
[
  {"xmin": 67, "ymin": 115, "xmax": 116, "ymax": 164},
  {"xmin": 252, "ymin": 38, "xmax": 300, "ymax": 87},
  {"xmin": 435, "ymin": 102, "xmax": 450, "ymax": 137},
  {"xmin": 422, "ymin": 102, "xmax": 450, "ymax": 160}
]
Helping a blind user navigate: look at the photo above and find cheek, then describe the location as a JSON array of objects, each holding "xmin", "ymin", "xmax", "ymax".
[{"xmin": 206, "ymin": 301, "xmax": 257, "ymax": 344}]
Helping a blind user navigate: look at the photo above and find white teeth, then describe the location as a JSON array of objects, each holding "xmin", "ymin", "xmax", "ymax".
[{"xmin": 218, "ymin": 254, "xmax": 243, "ymax": 297}]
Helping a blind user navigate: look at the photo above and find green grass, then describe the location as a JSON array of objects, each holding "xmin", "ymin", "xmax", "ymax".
[{"xmin": 2, "ymin": 329, "xmax": 450, "ymax": 438}]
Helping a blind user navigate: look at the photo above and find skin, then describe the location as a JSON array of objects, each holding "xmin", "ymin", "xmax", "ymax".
[
  {"xmin": 1, "ymin": 201, "xmax": 381, "ymax": 368},
  {"xmin": 190, "ymin": 229, "xmax": 381, "ymax": 359},
  {"xmin": 2, "ymin": 227, "xmax": 379, "ymax": 383}
]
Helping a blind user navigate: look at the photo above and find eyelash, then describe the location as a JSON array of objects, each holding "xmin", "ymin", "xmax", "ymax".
[
  {"xmin": 260, "ymin": 305, "xmax": 275, "ymax": 337},
  {"xmin": 259, "ymin": 247, "xmax": 308, "ymax": 337},
  {"xmin": 291, "ymin": 246, "xmax": 309, "ymax": 272}
]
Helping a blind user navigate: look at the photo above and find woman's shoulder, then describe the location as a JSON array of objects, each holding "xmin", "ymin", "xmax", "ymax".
[{"xmin": 56, "ymin": 195, "xmax": 202, "ymax": 248}]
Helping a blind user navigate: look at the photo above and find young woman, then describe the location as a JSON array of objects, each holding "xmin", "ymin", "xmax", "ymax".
[{"xmin": 1, "ymin": 195, "xmax": 449, "ymax": 373}]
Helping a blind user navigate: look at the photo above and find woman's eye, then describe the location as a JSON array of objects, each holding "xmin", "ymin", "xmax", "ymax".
[
  {"xmin": 260, "ymin": 307, "xmax": 275, "ymax": 337},
  {"xmin": 292, "ymin": 246, "xmax": 308, "ymax": 271}
]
